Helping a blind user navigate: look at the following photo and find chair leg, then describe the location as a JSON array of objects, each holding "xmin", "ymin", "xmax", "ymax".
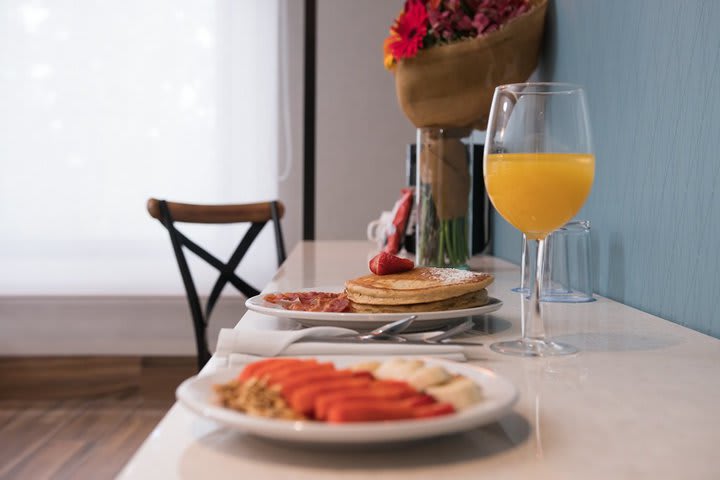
[
  {"xmin": 197, "ymin": 337, "xmax": 211, "ymax": 370},
  {"xmin": 159, "ymin": 201, "xmax": 212, "ymax": 371},
  {"xmin": 271, "ymin": 201, "xmax": 287, "ymax": 265},
  {"xmin": 171, "ymin": 238, "xmax": 211, "ymax": 371}
]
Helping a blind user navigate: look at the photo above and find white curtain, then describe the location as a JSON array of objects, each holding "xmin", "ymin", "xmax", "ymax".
[{"xmin": 0, "ymin": 0, "xmax": 287, "ymax": 295}]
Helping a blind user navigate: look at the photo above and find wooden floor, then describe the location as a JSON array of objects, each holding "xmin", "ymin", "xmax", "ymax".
[{"xmin": 0, "ymin": 356, "xmax": 196, "ymax": 480}]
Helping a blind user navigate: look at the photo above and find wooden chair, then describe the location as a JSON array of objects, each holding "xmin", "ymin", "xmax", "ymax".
[{"xmin": 147, "ymin": 198, "xmax": 287, "ymax": 370}]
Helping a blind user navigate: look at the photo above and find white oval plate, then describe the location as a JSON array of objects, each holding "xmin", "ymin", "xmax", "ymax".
[
  {"xmin": 245, "ymin": 288, "xmax": 503, "ymax": 332},
  {"xmin": 176, "ymin": 356, "xmax": 518, "ymax": 445}
]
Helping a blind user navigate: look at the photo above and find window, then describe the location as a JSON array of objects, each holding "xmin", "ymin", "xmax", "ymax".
[{"xmin": 0, "ymin": 0, "xmax": 287, "ymax": 295}]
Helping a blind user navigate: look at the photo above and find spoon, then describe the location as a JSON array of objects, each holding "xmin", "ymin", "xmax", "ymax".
[
  {"xmin": 301, "ymin": 315, "xmax": 482, "ymax": 346},
  {"xmin": 359, "ymin": 315, "xmax": 417, "ymax": 341}
]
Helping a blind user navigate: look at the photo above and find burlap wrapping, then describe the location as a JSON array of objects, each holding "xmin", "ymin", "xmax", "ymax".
[
  {"xmin": 419, "ymin": 128, "xmax": 470, "ymax": 220},
  {"xmin": 394, "ymin": 0, "xmax": 548, "ymax": 130}
]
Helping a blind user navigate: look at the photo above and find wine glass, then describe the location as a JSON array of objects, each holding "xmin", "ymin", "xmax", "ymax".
[{"xmin": 483, "ymin": 83, "xmax": 594, "ymax": 356}]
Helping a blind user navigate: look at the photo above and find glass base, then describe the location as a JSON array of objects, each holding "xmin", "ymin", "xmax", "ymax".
[
  {"xmin": 542, "ymin": 295, "xmax": 596, "ymax": 303},
  {"xmin": 510, "ymin": 287, "xmax": 596, "ymax": 303},
  {"xmin": 490, "ymin": 338, "xmax": 578, "ymax": 357}
]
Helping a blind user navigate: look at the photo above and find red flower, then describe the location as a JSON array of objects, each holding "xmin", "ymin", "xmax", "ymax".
[
  {"xmin": 428, "ymin": 8, "xmax": 452, "ymax": 38},
  {"xmin": 454, "ymin": 11, "xmax": 474, "ymax": 31},
  {"xmin": 472, "ymin": 12, "xmax": 491, "ymax": 33},
  {"xmin": 390, "ymin": 0, "xmax": 428, "ymax": 60},
  {"xmin": 445, "ymin": 0, "xmax": 462, "ymax": 11}
]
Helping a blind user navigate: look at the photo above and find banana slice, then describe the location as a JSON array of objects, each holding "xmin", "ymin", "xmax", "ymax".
[
  {"xmin": 426, "ymin": 376, "xmax": 482, "ymax": 410},
  {"xmin": 350, "ymin": 361, "xmax": 381, "ymax": 373},
  {"xmin": 407, "ymin": 366, "xmax": 452, "ymax": 391},
  {"xmin": 373, "ymin": 358, "xmax": 423, "ymax": 380}
]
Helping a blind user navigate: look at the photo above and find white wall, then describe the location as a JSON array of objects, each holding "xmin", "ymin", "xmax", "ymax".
[{"xmin": 316, "ymin": 0, "xmax": 415, "ymax": 240}]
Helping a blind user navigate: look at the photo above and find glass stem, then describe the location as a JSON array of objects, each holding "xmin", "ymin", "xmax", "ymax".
[
  {"xmin": 522, "ymin": 237, "xmax": 547, "ymax": 342},
  {"xmin": 519, "ymin": 234, "xmax": 528, "ymax": 291}
]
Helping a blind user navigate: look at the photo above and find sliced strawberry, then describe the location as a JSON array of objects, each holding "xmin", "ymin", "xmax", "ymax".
[{"xmin": 369, "ymin": 252, "xmax": 414, "ymax": 275}]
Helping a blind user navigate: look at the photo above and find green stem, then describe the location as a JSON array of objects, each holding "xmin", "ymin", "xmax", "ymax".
[
  {"xmin": 464, "ymin": 218, "xmax": 469, "ymax": 260},
  {"xmin": 452, "ymin": 218, "xmax": 458, "ymax": 266},
  {"xmin": 452, "ymin": 218, "xmax": 458, "ymax": 263},
  {"xmin": 444, "ymin": 220, "xmax": 455, "ymax": 266},
  {"xmin": 458, "ymin": 217, "xmax": 467, "ymax": 262},
  {"xmin": 465, "ymin": 218, "xmax": 469, "ymax": 259},
  {"xmin": 456, "ymin": 218, "xmax": 464, "ymax": 265},
  {"xmin": 437, "ymin": 221, "xmax": 445, "ymax": 266}
]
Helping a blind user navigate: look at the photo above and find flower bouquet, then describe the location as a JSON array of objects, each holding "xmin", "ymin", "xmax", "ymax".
[
  {"xmin": 385, "ymin": 0, "xmax": 547, "ymax": 267},
  {"xmin": 385, "ymin": 0, "xmax": 548, "ymax": 129}
]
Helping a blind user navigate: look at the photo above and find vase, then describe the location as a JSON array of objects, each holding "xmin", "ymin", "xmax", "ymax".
[{"xmin": 415, "ymin": 127, "xmax": 473, "ymax": 268}]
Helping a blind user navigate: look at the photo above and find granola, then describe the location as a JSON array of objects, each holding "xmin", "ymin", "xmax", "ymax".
[{"xmin": 213, "ymin": 376, "xmax": 304, "ymax": 420}]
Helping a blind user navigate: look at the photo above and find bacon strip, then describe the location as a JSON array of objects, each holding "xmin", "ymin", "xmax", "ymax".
[{"xmin": 264, "ymin": 291, "xmax": 350, "ymax": 313}]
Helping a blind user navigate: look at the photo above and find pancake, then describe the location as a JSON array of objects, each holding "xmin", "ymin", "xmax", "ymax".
[
  {"xmin": 350, "ymin": 289, "xmax": 489, "ymax": 313},
  {"xmin": 345, "ymin": 267, "xmax": 494, "ymax": 306}
]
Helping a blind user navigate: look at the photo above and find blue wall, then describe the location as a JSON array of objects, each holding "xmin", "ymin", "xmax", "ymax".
[{"xmin": 490, "ymin": 0, "xmax": 720, "ymax": 338}]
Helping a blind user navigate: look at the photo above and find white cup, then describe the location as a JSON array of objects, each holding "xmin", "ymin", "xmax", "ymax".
[{"xmin": 366, "ymin": 211, "xmax": 395, "ymax": 249}]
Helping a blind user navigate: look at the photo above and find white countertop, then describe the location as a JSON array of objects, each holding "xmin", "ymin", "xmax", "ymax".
[{"xmin": 118, "ymin": 241, "xmax": 720, "ymax": 480}]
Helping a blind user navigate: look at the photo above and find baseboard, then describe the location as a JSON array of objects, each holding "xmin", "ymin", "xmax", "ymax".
[{"xmin": 0, "ymin": 296, "xmax": 248, "ymax": 356}]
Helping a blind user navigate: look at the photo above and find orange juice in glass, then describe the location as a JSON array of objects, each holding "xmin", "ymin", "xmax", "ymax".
[
  {"xmin": 485, "ymin": 153, "xmax": 595, "ymax": 239},
  {"xmin": 484, "ymin": 83, "xmax": 594, "ymax": 357}
]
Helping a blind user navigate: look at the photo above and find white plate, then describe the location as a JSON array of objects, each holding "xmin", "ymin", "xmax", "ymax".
[
  {"xmin": 176, "ymin": 356, "xmax": 519, "ymax": 444},
  {"xmin": 245, "ymin": 288, "xmax": 503, "ymax": 331}
]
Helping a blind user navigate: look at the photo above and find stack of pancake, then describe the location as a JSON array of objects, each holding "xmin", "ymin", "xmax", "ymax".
[{"xmin": 345, "ymin": 267, "xmax": 493, "ymax": 313}]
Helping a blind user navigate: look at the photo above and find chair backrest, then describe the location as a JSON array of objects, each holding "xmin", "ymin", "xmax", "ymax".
[{"xmin": 147, "ymin": 198, "xmax": 287, "ymax": 370}]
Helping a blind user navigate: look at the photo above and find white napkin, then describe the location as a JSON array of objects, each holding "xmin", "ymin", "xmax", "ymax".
[
  {"xmin": 214, "ymin": 327, "xmax": 467, "ymax": 364},
  {"xmin": 216, "ymin": 326, "xmax": 358, "ymax": 356}
]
